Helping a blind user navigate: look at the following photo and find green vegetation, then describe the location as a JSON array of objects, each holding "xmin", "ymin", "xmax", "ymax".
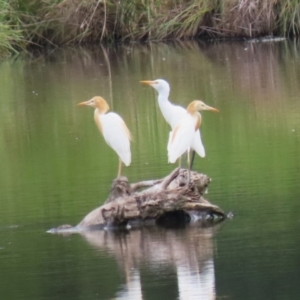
[
  {"xmin": 0, "ymin": 0, "xmax": 24, "ymax": 57},
  {"xmin": 1, "ymin": 0, "xmax": 300, "ymax": 56}
]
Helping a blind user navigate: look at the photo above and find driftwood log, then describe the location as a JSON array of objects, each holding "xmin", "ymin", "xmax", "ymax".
[{"xmin": 49, "ymin": 168, "xmax": 225, "ymax": 233}]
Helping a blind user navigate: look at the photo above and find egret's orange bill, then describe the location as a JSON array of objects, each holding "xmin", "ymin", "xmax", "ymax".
[
  {"xmin": 207, "ymin": 106, "xmax": 219, "ymax": 113},
  {"xmin": 199, "ymin": 102, "xmax": 219, "ymax": 112},
  {"xmin": 77, "ymin": 101, "xmax": 89, "ymax": 106},
  {"xmin": 140, "ymin": 80, "xmax": 155, "ymax": 85}
]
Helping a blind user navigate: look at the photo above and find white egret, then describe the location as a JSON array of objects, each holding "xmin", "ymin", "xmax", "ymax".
[
  {"xmin": 168, "ymin": 100, "xmax": 218, "ymax": 165},
  {"xmin": 78, "ymin": 96, "xmax": 131, "ymax": 177},
  {"xmin": 140, "ymin": 79, "xmax": 205, "ymax": 163}
]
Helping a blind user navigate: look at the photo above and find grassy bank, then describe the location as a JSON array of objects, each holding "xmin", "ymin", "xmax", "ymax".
[{"xmin": 1, "ymin": 0, "xmax": 300, "ymax": 56}]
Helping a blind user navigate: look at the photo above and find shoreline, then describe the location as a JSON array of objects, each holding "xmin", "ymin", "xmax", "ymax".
[{"xmin": 0, "ymin": 0, "xmax": 298, "ymax": 57}]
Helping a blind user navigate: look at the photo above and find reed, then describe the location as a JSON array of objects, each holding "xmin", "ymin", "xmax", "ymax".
[
  {"xmin": 277, "ymin": 0, "xmax": 300, "ymax": 35},
  {"xmin": 1, "ymin": 0, "xmax": 300, "ymax": 56},
  {"xmin": 137, "ymin": 0, "xmax": 216, "ymax": 40},
  {"xmin": 0, "ymin": 0, "xmax": 25, "ymax": 57},
  {"xmin": 215, "ymin": 0, "xmax": 278, "ymax": 37}
]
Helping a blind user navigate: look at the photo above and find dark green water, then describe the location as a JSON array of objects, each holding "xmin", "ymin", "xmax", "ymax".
[{"xmin": 1, "ymin": 40, "xmax": 300, "ymax": 300}]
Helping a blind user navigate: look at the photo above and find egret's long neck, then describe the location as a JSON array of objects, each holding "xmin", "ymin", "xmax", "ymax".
[
  {"xmin": 94, "ymin": 109, "xmax": 103, "ymax": 133},
  {"xmin": 195, "ymin": 112, "xmax": 202, "ymax": 130},
  {"xmin": 186, "ymin": 102, "xmax": 202, "ymax": 130},
  {"xmin": 157, "ymin": 91, "xmax": 174, "ymax": 126},
  {"xmin": 95, "ymin": 108, "xmax": 103, "ymax": 116}
]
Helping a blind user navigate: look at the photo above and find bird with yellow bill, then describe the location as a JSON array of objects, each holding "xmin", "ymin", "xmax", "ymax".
[
  {"xmin": 78, "ymin": 96, "xmax": 131, "ymax": 177},
  {"xmin": 168, "ymin": 100, "xmax": 218, "ymax": 180},
  {"xmin": 140, "ymin": 79, "xmax": 206, "ymax": 165}
]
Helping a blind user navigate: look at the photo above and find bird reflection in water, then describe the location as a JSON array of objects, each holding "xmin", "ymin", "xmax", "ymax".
[{"xmin": 80, "ymin": 223, "xmax": 220, "ymax": 300}]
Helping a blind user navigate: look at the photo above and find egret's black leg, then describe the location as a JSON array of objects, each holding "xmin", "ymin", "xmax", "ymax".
[{"xmin": 190, "ymin": 150, "xmax": 196, "ymax": 170}]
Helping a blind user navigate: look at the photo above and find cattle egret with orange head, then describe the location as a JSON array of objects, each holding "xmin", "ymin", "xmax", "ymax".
[
  {"xmin": 168, "ymin": 100, "xmax": 218, "ymax": 166},
  {"xmin": 78, "ymin": 96, "xmax": 131, "ymax": 177}
]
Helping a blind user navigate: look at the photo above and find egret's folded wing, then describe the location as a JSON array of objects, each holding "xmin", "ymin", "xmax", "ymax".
[
  {"xmin": 168, "ymin": 117, "xmax": 195, "ymax": 163},
  {"xmin": 97, "ymin": 112, "xmax": 131, "ymax": 166}
]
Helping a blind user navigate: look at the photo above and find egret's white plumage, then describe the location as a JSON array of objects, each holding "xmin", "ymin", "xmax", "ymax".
[
  {"xmin": 96, "ymin": 112, "xmax": 131, "ymax": 166},
  {"xmin": 78, "ymin": 96, "xmax": 131, "ymax": 177},
  {"xmin": 140, "ymin": 79, "xmax": 205, "ymax": 158},
  {"xmin": 168, "ymin": 100, "xmax": 219, "ymax": 164},
  {"xmin": 168, "ymin": 112, "xmax": 199, "ymax": 163}
]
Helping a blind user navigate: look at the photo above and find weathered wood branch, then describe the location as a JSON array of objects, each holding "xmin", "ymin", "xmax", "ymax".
[
  {"xmin": 48, "ymin": 168, "xmax": 225, "ymax": 234},
  {"xmin": 76, "ymin": 168, "xmax": 225, "ymax": 229}
]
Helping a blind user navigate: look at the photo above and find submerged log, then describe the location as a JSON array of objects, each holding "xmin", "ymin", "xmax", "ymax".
[
  {"xmin": 75, "ymin": 168, "xmax": 225, "ymax": 229},
  {"xmin": 48, "ymin": 168, "xmax": 226, "ymax": 234}
]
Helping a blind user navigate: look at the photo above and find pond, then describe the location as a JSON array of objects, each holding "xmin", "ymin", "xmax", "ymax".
[{"xmin": 0, "ymin": 40, "xmax": 300, "ymax": 300}]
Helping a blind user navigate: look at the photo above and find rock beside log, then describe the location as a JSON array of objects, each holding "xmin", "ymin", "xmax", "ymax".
[{"xmin": 48, "ymin": 168, "xmax": 225, "ymax": 233}]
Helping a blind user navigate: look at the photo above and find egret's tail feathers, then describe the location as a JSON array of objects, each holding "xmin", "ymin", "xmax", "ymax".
[
  {"xmin": 168, "ymin": 147, "xmax": 185, "ymax": 164},
  {"xmin": 195, "ymin": 146, "xmax": 205, "ymax": 158},
  {"xmin": 168, "ymin": 153, "xmax": 177, "ymax": 164},
  {"xmin": 120, "ymin": 151, "xmax": 131, "ymax": 166},
  {"xmin": 191, "ymin": 129, "xmax": 205, "ymax": 158}
]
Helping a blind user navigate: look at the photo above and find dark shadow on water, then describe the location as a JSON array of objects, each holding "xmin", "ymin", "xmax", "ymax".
[{"xmin": 156, "ymin": 210, "xmax": 191, "ymax": 228}]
